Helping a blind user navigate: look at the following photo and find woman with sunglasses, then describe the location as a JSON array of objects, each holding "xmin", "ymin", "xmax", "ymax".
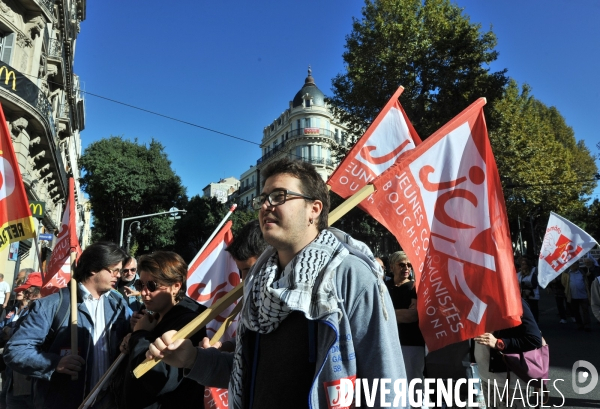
[
  {"xmin": 118, "ymin": 251, "xmax": 207, "ymax": 409},
  {"xmin": 385, "ymin": 251, "xmax": 426, "ymax": 409}
]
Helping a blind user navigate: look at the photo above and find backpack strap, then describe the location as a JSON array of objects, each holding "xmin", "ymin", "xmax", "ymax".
[{"xmin": 42, "ymin": 287, "xmax": 71, "ymax": 351}]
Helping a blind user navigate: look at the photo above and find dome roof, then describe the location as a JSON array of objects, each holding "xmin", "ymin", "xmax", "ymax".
[{"xmin": 292, "ymin": 67, "xmax": 325, "ymax": 108}]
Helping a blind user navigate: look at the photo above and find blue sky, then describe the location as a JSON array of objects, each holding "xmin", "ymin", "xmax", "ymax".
[{"xmin": 75, "ymin": 0, "xmax": 600, "ymax": 200}]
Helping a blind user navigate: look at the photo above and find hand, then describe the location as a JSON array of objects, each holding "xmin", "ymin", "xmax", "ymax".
[
  {"xmin": 133, "ymin": 311, "xmax": 159, "ymax": 332},
  {"xmin": 146, "ymin": 330, "xmax": 197, "ymax": 369},
  {"xmin": 56, "ymin": 354, "xmax": 86, "ymax": 376},
  {"xmin": 130, "ymin": 310, "xmax": 146, "ymax": 330},
  {"xmin": 120, "ymin": 333, "xmax": 132, "ymax": 354},
  {"xmin": 123, "ymin": 287, "xmax": 140, "ymax": 297},
  {"xmin": 200, "ymin": 336, "xmax": 222, "ymax": 350},
  {"xmin": 474, "ymin": 332, "xmax": 498, "ymax": 348}
]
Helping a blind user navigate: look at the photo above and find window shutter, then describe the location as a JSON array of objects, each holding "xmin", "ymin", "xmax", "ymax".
[{"xmin": 0, "ymin": 33, "xmax": 15, "ymax": 65}]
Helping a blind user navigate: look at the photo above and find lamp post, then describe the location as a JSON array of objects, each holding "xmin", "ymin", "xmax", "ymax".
[
  {"xmin": 119, "ymin": 208, "xmax": 187, "ymax": 249},
  {"xmin": 126, "ymin": 221, "xmax": 141, "ymax": 253}
]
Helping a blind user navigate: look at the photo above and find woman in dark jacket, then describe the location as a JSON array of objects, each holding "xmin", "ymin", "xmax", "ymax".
[
  {"xmin": 474, "ymin": 298, "xmax": 542, "ymax": 409},
  {"xmin": 120, "ymin": 251, "xmax": 207, "ymax": 409}
]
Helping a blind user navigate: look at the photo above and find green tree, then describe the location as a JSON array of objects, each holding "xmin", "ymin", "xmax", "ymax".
[
  {"xmin": 173, "ymin": 196, "xmax": 258, "ymax": 263},
  {"xmin": 80, "ymin": 136, "xmax": 186, "ymax": 251},
  {"xmin": 489, "ymin": 81, "xmax": 597, "ymax": 254},
  {"xmin": 329, "ymin": 0, "xmax": 508, "ymax": 144}
]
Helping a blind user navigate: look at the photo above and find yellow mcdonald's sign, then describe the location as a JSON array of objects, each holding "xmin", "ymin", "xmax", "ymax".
[
  {"xmin": 29, "ymin": 201, "xmax": 45, "ymax": 219},
  {"xmin": 0, "ymin": 66, "xmax": 16, "ymax": 91}
]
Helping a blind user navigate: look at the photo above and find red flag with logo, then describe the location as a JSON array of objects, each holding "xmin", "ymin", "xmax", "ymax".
[
  {"xmin": 0, "ymin": 103, "xmax": 36, "ymax": 252},
  {"xmin": 186, "ymin": 221, "xmax": 240, "ymax": 409},
  {"xmin": 371, "ymin": 98, "xmax": 522, "ymax": 351},
  {"xmin": 327, "ymin": 86, "xmax": 421, "ymax": 230},
  {"xmin": 42, "ymin": 177, "xmax": 81, "ymax": 296}
]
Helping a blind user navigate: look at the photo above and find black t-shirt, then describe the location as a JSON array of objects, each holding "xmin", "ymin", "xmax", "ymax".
[
  {"xmin": 243, "ymin": 311, "xmax": 317, "ymax": 408},
  {"xmin": 386, "ymin": 280, "xmax": 425, "ymax": 347}
]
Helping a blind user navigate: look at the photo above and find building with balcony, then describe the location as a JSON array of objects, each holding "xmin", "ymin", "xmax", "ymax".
[
  {"xmin": 235, "ymin": 68, "xmax": 349, "ymax": 209},
  {"xmin": 1, "ymin": 0, "xmax": 90, "ymax": 277}
]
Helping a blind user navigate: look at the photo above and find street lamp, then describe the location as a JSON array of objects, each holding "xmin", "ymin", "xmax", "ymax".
[
  {"xmin": 126, "ymin": 221, "xmax": 141, "ymax": 253},
  {"xmin": 119, "ymin": 208, "xmax": 187, "ymax": 249}
]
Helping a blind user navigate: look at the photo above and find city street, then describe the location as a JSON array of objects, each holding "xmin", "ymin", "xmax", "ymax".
[{"xmin": 537, "ymin": 287, "xmax": 599, "ymax": 408}]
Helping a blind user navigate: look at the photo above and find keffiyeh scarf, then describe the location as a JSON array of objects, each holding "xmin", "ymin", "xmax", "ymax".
[{"xmin": 229, "ymin": 227, "xmax": 387, "ymax": 409}]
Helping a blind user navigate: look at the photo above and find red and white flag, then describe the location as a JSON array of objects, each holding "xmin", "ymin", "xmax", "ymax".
[
  {"xmin": 42, "ymin": 178, "xmax": 81, "ymax": 296},
  {"xmin": 187, "ymin": 221, "xmax": 240, "ymax": 409},
  {"xmin": 0, "ymin": 102, "xmax": 36, "ymax": 252},
  {"xmin": 327, "ymin": 86, "xmax": 421, "ymax": 230},
  {"xmin": 371, "ymin": 98, "xmax": 522, "ymax": 351},
  {"xmin": 186, "ymin": 220, "xmax": 241, "ymax": 341},
  {"xmin": 537, "ymin": 212, "xmax": 597, "ymax": 288}
]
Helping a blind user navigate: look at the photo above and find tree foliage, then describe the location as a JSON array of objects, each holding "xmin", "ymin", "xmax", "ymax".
[
  {"xmin": 489, "ymin": 80, "xmax": 597, "ymax": 254},
  {"xmin": 329, "ymin": 0, "xmax": 508, "ymax": 143},
  {"xmin": 173, "ymin": 196, "xmax": 258, "ymax": 263},
  {"xmin": 80, "ymin": 136, "xmax": 186, "ymax": 251}
]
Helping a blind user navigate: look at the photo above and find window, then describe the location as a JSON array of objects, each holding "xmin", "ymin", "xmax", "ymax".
[
  {"xmin": 334, "ymin": 129, "xmax": 339, "ymax": 143},
  {"xmin": 297, "ymin": 120, "xmax": 301, "ymax": 130},
  {"xmin": 0, "ymin": 32, "xmax": 15, "ymax": 65},
  {"xmin": 305, "ymin": 99, "xmax": 311, "ymax": 108},
  {"xmin": 304, "ymin": 118, "xmax": 312, "ymax": 128}
]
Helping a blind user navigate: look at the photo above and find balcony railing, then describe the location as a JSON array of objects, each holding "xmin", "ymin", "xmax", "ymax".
[
  {"xmin": 38, "ymin": 0, "xmax": 55, "ymax": 16},
  {"xmin": 257, "ymin": 127, "xmax": 340, "ymax": 165},
  {"xmin": 238, "ymin": 182, "xmax": 256, "ymax": 195},
  {"xmin": 48, "ymin": 39, "xmax": 63, "ymax": 58}
]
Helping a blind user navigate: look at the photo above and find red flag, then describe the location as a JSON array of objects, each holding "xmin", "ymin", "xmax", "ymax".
[
  {"xmin": 372, "ymin": 98, "xmax": 522, "ymax": 351},
  {"xmin": 327, "ymin": 86, "xmax": 421, "ymax": 230},
  {"xmin": 186, "ymin": 220, "xmax": 241, "ymax": 341},
  {"xmin": 0, "ymin": 103, "xmax": 36, "ymax": 251},
  {"xmin": 187, "ymin": 221, "xmax": 240, "ymax": 409},
  {"xmin": 42, "ymin": 178, "xmax": 81, "ymax": 296}
]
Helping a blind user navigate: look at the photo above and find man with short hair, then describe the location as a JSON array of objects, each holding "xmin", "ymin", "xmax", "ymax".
[
  {"xmin": 147, "ymin": 158, "xmax": 406, "ymax": 408},
  {"xmin": 116, "ymin": 256, "xmax": 142, "ymax": 311},
  {"xmin": 4, "ymin": 242, "xmax": 132, "ymax": 409},
  {"xmin": 0, "ymin": 274, "xmax": 12, "ymax": 318},
  {"xmin": 225, "ymin": 220, "xmax": 267, "ymax": 279}
]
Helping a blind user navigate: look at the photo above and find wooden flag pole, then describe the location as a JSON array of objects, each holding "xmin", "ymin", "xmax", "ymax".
[
  {"xmin": 133, "ymin": 283, "xmax": 243, "ymax": 378},
  {"xmin": 209, "ymin": 301, "xmax": 243, "ymax": 346},
  {"xmin": 70, "ymin": 251, "xmax": 78, "ymax": 381},
  {"xmin": 328, "ymin": 184, "xmax": 375, "ymax": 225},
  {"xmin": 78, "ymin": 353, "xmax": 126, "ymax": 409}
]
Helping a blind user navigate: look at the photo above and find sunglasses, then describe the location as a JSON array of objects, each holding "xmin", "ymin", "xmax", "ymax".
[
  {"xmin": 398, "ymin": 262, "xmax": 412, "ymax": 269},
  {"xmin": 122, "ymin": 268, "xmax": 137, "ymax": 274},
  {"xmin": 134, "ymin": 279, "xmax": 160, "ymax": 292}
]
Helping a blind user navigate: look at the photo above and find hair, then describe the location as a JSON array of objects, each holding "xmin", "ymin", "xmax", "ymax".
[
  {"xmin": 73, "ymin": 242, "xmax": 128, "ymax": 282},
  {"xmin": 17, "ymin": 268, "xmax": 35, "ymax": 286},
  {"xmin": 389, "ymin": 251, "xmax": 409, "ymax": 267},
  {"xmin": 137, "ymin": 251, "xmax": 187, "ymax": 302},
  {"xmin": 226, "ymin": 220, "xmax": 267, "ymax": 261},
  {"xmin": 123, "ymin": 255, "xmax": 136, "ymax": 267},
  {"xmin": 0, "ymin": 274, "xmax": 3, "ymax": 279},
  {"xmin": 261, "ymin": 157, "xmax": 330, "ymax": 230},
  {"xmin": 26, "ymin": 286, "xmax": 41, "ymax": 298}
]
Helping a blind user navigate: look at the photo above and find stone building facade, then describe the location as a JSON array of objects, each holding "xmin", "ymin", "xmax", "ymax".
[
  {"xmin": 237, "ymin": 68, "xmax": 349, "ymax": 209},
  {"xmin": 0, "ymin": 0, "xmax": 90, "ymax": 278}
]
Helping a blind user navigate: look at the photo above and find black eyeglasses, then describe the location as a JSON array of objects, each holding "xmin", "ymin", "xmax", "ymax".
[
  {"xmin": 134, "ymin": 279, "xmax": 159, "ymax": 292},
  {"xmin": 398, "ymin": 262, "xmax": 412, "ymax": 269},
  {"xmin": 122, "ymin": 268, "xmax": 137, "ymax": 274},
  {"xmin": 252, "ymin": 189, "xmax": 316, "ymax": 210}
]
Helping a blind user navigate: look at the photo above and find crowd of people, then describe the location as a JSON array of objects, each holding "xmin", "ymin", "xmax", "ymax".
[{"xmin": 1, "ymin": 157, "xmax": 599, "ymax": 409}]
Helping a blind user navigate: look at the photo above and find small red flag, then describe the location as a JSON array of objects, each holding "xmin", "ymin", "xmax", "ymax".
[
  {"xmin": 42, "ymin": 178, "xmax": 81, "ymax": 295},
  {"xmin": 372, "ymin": 98, "xmax": 522, "ymax": 351},
  {"xmin": 327, "ymin": 86, "xmax": 421, "ymax": 230},
  {"xmin": 0, "ymin": 103, "xmax": 36, "ymax": 251}
]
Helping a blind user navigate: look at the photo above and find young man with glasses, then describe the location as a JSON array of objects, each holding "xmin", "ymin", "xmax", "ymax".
[
  {"xmin": 147, "ymin": 158, "xmax": 407, "ymax": 409},
  {"xmin": 117, "ymin": 256, "xmax": 142, "ymax": 311},
  {"xmin": 4, "ymin": 242, "xmax": 132, "ymax": 409}
]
